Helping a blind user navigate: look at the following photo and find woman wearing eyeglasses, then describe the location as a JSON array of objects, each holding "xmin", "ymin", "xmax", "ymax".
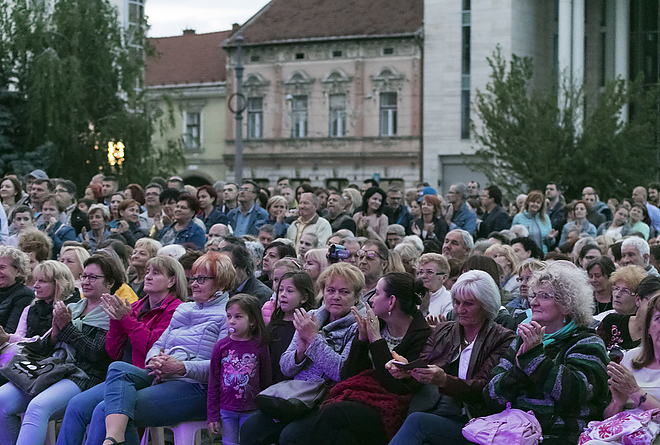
[
  {"xmin": 56, "ymin": 255, "xmax": 185, "ymax": 445},
  {"xmin": 483, "ymin": 261, "xmax": 609, "ymax": 445},
  {"xmin": 87, "ymin": 252, "xmax": 234, "ymax": 445},
  {"xmin": 415, "ymin": 253, "xmax": 451, "ymax": 323},
  {"xmin": 597, "ymin": 267, "xmax": 654, "ymax": 352},
  {"xmin": 0, "ymin": 254, "xmax": 124, "ymax": 445}
]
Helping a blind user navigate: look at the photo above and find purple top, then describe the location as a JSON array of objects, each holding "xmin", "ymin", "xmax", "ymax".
[{"xmin": 207, "ymin": 337, "xmax": 272, "ymax": 420}]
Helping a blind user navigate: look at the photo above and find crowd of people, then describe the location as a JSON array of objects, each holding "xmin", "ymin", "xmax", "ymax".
[{"xmin": 1, "ymin": 170, "xmax": 660, "ymax": 445}]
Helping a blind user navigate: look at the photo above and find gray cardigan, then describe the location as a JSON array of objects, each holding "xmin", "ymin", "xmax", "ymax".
[
  {"xmin": 146, "ymin": 292, "xmax": 228, "ymax": 385},
  {"xmin": 280, "ymin": 302, "xmax": 365, "ymax": 383}
]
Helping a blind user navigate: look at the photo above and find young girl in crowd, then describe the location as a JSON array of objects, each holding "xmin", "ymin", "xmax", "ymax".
[
  {"xmin": 268, "ymin": 270, "xmax": 316, "ymax": 383},
  {"xmin": 261, "ymin": 257, "xmax": 302, "ymax": 324},
  {"xmin": 208, "ymin": 294, "xmax": 271, "ymax": 445}
]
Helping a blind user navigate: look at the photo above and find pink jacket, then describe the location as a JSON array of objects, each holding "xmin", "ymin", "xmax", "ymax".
[{"xmin": 105, "ymin": 295, "xmax": 182, "ymax": 368}]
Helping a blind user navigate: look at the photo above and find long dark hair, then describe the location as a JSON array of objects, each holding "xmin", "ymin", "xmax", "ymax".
[
  {"xmin": 271, "ymin": 271, "xmax": 316, "ymax": 323},
  {"xmin": 226, "ymin": 294, "xmax": 268, "ymax": 345},
  {"xmin": 359, "ymin": 187, "xmax": 387, "ymax": 216}
]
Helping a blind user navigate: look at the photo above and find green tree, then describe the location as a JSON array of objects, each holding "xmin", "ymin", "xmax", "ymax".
[
  {"xmin": 0, "ymin": 0, "xmax": 183, "ymax": 187},
  {"xmin": 470, "ymin": 46, "xmax": 660, "ymax": 200}
]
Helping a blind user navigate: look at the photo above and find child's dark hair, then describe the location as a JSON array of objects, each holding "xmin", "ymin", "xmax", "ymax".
[
  {"xmin": 381, "ymin": 272, "xmax": 426, "ymax": 316},
  {"xmin": 271, "ymin": 271, "xmax": 316, "ymax": 323},
  {"xmin": 226, "ymin": 294, "xmax": 268, "ymax": 345}
]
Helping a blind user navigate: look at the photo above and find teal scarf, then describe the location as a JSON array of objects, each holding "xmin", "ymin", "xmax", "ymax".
[
  {"xmin": 68, "ymin": 299, "xmax": 110, "ymax": 331},
  {"xmin": 542, "ymin": 320, "xmax": 578, "ymax": 346}
]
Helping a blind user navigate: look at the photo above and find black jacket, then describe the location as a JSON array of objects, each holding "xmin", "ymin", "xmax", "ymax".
[
  {"xmin": 0, "ymin": 282, "xmax": 34, "ymax": 334},
  {"xmin": 70, "ymin": 206, "xmax": 91, "ymax": 237},
  {"xmin": 25, "ymin": 291, "xmax": 80, "ymax": 338},
  {"xmin": 327, "ymin": 213, "xmax": 357, "ymax": 234},
  {"xmin": 411, "ymin": 217, "xmax": 449, "ymax": 244},
  {"xmin": 477, "ymin": 205, "xmax": 510, "ymax": 240},
  {"xmin": 388, "ymin": 205, "xmax": 414, "ymax": 232},
  {"xmin": 121, "ymin": 221, "xmax": 148, "ymax": 248},
  {"xmin": 341, "ymin": 310, "xmax": 432, "ymax": 394},
  {"xmin": 232, "ymin": 275, "xmax": 273, "ymax": 305}
]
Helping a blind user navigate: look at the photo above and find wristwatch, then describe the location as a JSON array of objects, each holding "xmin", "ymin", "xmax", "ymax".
[{"xmin": 638, "ymin": 392, "xmax": 648, "ymax": 407}]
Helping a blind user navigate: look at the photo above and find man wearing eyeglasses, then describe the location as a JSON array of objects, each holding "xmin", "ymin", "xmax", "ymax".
[
  {"xmin": 227, "ymin": 180, "xmax": 268, "ymax": 237},
  {"xmin": 357, "ymin": 240, "xmax": 388, "ymax": 303},
  {"xmin": 620, "ymin": 237, "xmax": 660, "ymax": 276},
  {"xmin": 139, "ymin": 183, "xmax": 164, "ymax": 232},
  {"xmin": 54, "ymin": 179, "xmax": 90, "ymax": 236}
]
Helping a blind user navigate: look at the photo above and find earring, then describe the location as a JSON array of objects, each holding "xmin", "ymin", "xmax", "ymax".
[{"xmin": 388, "ymin": 310, "xmax": 392, "ymax": 316}]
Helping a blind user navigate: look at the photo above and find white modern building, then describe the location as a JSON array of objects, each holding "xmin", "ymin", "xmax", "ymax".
[{"xmin": 424, "ymin": 0, "xmax": 652, "ymax": 193}]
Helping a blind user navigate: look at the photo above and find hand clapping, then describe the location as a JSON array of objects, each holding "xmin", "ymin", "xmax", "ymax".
[
  {"xmin": 293, "ymin": 308, "xmax": 318, "ymax": 346},
  {"xmin": 52, "ymin": 301, "xmax": 72, "ymax": 329},
  {"xmin": 517, "ymin": 321, "xmax": 545, "ymax": 355},
  {"xmin": 101, "ymin": 293, "xmax": 132, "ymax": 320}
]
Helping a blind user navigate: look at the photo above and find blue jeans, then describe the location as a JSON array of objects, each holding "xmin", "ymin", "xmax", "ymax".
[
  {"xmin": 388, "ymin": 412, "xmax": 470, "ymax": 445},
  {"xmin": 56, "ymin": 382, "xmax": 105, "ymax": 445},
  {"xmin": 0, "ymin": 379, "xmax": 81, "ymax": 445},
  {"xmin": 240, "ymin": 409, "xmax": 320, "ymax": 445},
  {"xmin": 95, "ymin": 361, "xmax": 207, "ymax": 445},
  {"xmin": 220, "ymin": 409, "xmax": 256, "ymax": 445}
]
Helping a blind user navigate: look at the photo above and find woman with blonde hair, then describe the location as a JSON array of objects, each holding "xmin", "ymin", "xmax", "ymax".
[
  {"xmin": 511, "ymin": 190, "xmax": 552, "ymax": 254},
  {"xmin": 265, "ymin": 195, "xmax": 289, "ymax": 237},
  {"xmin": 59, "ymin": 245, "xmax": 90, "ymax": 291},
  {"xmin": 303, "ymin": 248, "xmax": 329, "ymax": 294},
  {"xmin": 0, "ymin": 260, "xmax": 77, "ymax": 348},
  {"xmin": 416, "ymin": 253, "xmax": 451, "ymax": 321},
  {"xmin": 342, "ymin": 188, "xmax": 362, "ymax": 216},
  {"xmin": 393, "ymin": 242, "xmax": 419, "ymax": 276},
  {"xmin": 485, "ymin": 244, "xmax": 520, "ymax": 302},
  {"xmin": 127, "ymin": 238, "xmax": 162, "ymax": 297}
]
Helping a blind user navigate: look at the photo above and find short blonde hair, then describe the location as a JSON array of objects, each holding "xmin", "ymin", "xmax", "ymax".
[
  {"xmin": 266, "ymin": 196, "xmax": 288, "ymax": 213},
  {"xmin": 318, "ymin": 262, "xmax": 365, "ymax": 303},
  {"xmin": 191, "ymin": 252, "xmax": 236, "ymax": 292},
  {"xmin": 516, "ymin": 258, "xmax": 546, "ymax": 276},
  {"xmin": 148, "ymin": 256, "xmax": 187, "ymax": 301},
  {"xmin": 610, "ymin": 265, "xmax": 648, "ymax": 292},
  {"xmin": 418, "ymin": 253, "xmax": 450, "ymax": 274},
  {"xmin": 34, "ymin": 260, "xmax": 75, "ymax": 300},
  {"xmin": 134, "ymin": 238, "xmax": 162, "ymax": 259},
  {"xmin": 60, "ymin": 246, "xmax": 90, "ymax": 274},
  {"xmin": 88, "ymin": 204, "xmax": 111, "ymax": 222},
  {"xmin": 485, "ymin": 244, "xmax": 520, "ymax": 274},
  {"xmin": 394, "ymin": 243, "xmax": 420, "ymax": 269},
  {"xmin": 342, "ymin": 188, "xmax": 362, "ymax": 215},
  {"xmin": 304, "ymin": 249, "xmax": 329, "ymax": 270}
]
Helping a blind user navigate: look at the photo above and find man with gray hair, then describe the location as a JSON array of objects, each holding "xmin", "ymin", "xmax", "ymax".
[
  {"xmin": 442, "ymin": 229, "xmax": 473, "ymax": 262},
  {"xmin": 286, "ymin": 192, "xmax": 332, "ymax": 252},
  {"xmin": 620, "ymin": 237, "xmax": 660, "ymax": 275},
  {"xmin": 386, "ymin": 224, "xmax": 405, "ymax": 249},
  {"xmin": 325, "ymin": 191, "xmax": 356, "ymax": 233},
  {"xmin": 446, "ymin": 183, "xmax": 476, "ymax": 235}
]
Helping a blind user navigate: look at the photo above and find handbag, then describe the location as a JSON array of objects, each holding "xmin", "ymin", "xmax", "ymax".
[
  {"xmin": 255, "ymin": 379, "xmax": 332, "ymax": 423},
  {"xmin": 578, "ymin": 409, "xmax": 660, "ymax": 445},
  {"xmin": 0, "ymin": 345, "xmax": 79, "ymax": 397},
  {"xmin": 462, "ymin": 403, "xmax": 543, "ymax": 445}
]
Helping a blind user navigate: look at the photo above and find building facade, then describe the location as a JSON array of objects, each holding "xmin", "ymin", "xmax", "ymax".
[
  {"xmin": 223, "ymin": 0, "xmax": 423, "ymax": 190},
  {"xmin": 424, "ymin": 0, "xmax": 652, "ymax": 194},
  {"xmin": 145, "ymin": 30, "xmax": 232, "ymax": 186}
]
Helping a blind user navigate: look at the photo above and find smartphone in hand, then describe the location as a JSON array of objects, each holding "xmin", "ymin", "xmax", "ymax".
[{"xmin": 392, "ymin": 358, "xmax": 428, "ymax": 371}]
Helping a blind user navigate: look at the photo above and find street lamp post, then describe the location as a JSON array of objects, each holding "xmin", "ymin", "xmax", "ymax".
[{"xmin": 234, "ymin": 35, "xmax": 245, "ymax": 184}]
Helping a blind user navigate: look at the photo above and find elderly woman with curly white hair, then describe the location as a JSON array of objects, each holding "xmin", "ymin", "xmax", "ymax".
[
  {"xmin": 0, "ymin": 246, "xmax": 34, "ymax": 334},
  {"xmin": 484, "ymin": 261, "xmax": 610, "ymax": 445}
]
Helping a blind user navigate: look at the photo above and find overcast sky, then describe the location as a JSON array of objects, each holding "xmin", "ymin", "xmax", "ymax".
[{"xmin": 146, "ymin": 0, "xmax": 270, "ymax": 37}]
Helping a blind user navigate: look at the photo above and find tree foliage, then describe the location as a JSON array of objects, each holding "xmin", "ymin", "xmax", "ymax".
[
  {"xmin": 0, "ymin": 0, "xmax": 184, "ymax": 188},
  {"xmin": 470, "ymin": 46, "xmax": 660, "ymax": 200}
]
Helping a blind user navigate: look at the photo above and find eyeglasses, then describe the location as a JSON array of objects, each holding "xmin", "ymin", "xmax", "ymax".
[
  {"xmin": 416, "ymin": 269, "xmax": 446, "ymax": 277},
  {"xmin": 530, "ymin": 291, "xmax": 555, "ymax": 302},
  {"xmin": 80, "ymin": 274, "xmax": 104, "ymax": 283},
  {"xmin": 357, "ymin": 250, "xmax": 386, "ymax": 261},
  {"xmin": 190, "ymin": 276, "xmax": 214, "ymax": 285},
  {"xmin": 612, "ymin": 286, "xmax": 635, "ymax": 296}
]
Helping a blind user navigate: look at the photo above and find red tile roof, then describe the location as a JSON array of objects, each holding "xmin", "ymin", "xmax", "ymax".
[
  {"xmin": 225, "ymin": 0, "xmax": 423, "ymax": 46},
  {"xmin": 146, "ymin": 30, "xmax": 233, "ymax": 86}
]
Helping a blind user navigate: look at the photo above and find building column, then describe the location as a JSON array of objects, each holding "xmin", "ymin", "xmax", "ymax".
[
  {"xmin": 557, "ymin": 0, "xmax": 573, "ymax": 92},
  {"xmin": 615, "ymin": 0, "xmax": 630, "ymax": 121},
  {"xmin": 572, "ymin": 0, "xmax": 585, "ymax": 90}
]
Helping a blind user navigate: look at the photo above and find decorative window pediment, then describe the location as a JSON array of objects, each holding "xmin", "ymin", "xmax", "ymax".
[
  {"xmin": 321, "ymin": 69, "xmax": 353, "ymax": 95},
  {"xmin": 284, "ymin": 70, "xmax": 315, "ymax": 95},
  {"xmin": 371, "ymin": 67, "xmax": 404, "ymax": 91},
  {"xmin": 243, "ymin": 73, "xmax": 270, "ymax": 96}
]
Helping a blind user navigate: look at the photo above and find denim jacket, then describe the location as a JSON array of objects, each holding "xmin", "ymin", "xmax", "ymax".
[{"xmin": 158, "ymin": 219, "xmax": 206, "ymax": 250}]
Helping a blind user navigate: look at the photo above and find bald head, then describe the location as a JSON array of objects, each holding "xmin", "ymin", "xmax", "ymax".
[
  {"xmin": 633, "ymin": 187, "xmax": 648, "ymax": 206},
  {"xmin": 208, "ymin": 224, "xmax": 230, "ymax": 241}
]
